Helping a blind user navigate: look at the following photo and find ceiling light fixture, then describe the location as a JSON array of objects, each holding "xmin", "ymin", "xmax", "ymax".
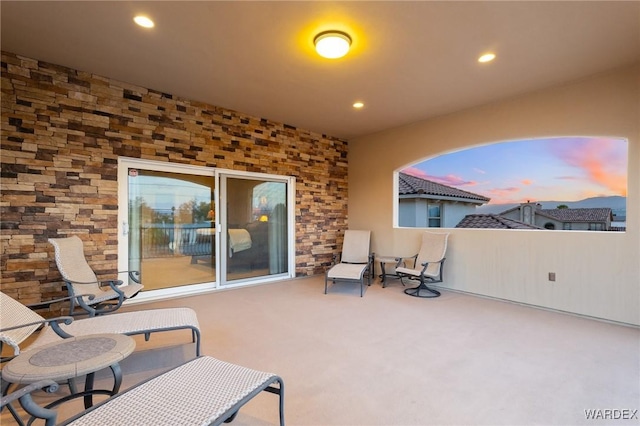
[
  {"xmin": 134, "ymin": 16, "xmax": 154, "ymax": 28},
  {"xmin": 314, "ymin": 31, "xmax": 351, "ymax": 59},
  {"xmin": 353, "ymin": 102, "xmax": 364, "ymax": 109},
  {"xmin": 478, "ymin": 53, "xmax": 496, "ymax": 63}
]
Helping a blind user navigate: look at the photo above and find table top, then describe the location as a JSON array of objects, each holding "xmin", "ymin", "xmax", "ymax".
[{"xmin": 2, "ymin": 333, "xmax": 136, "ymax": 384}]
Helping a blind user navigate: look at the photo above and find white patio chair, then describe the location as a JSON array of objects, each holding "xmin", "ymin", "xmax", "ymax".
[
  {"xmin": 324, "ymin": 230, "xmax": 373, "ymax": 297},
  {"xmin": 48, "ymin": 236, "xmax": 143, "ymax": 316},
  {"xmin": 395, "ymin": 231, "xmax": 449, "ymax": 298}
]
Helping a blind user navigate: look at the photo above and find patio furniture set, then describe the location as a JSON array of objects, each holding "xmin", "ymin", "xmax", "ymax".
[
  {"xmin": 2, "ymin": 229, "xmax": 446, "ymax": 424},
  {"xmin": 1, "ymin": 237, "xmax": 285, "ymax": 426},
  {"xmin": 324, "ymin": 230, "xmax": 450, "ymax": 298}
]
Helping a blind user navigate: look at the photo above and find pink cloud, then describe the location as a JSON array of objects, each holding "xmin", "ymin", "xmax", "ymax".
[
  {"xmin": 402, "ymin": 167, "xmax": 428, "ymax": 178},
  {"xmin": 521, "ymin": 179, "xmax": 533, "ymax": 185},
  {"xmin": 485, "ymin": 187, "xmax": 524, "ymax": 204},
  {"xmin": 556, "ymin": 175, "xmax": 581, "ymax": 181},
  {"xmin": 549, "ymin": 138, "xmax": 627, "ymax": 196},
  {"xmin": 402, "ymin": 168, "xmax": 479, "ymax": 188}
]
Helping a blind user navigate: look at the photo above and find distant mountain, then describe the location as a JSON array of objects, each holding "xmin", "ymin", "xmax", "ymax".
[{"xmin": 476, "ymin": 196, "xmax": 627, "ymax": 216}]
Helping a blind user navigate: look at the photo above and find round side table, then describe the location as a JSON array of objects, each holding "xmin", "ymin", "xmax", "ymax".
[
  {"xmin": 2, "ymin": 333, "xmax": 135, "ymax": 414},
  {"xmin": 375, "ymin": 256, "xmax": 405, "ymax": 288}
]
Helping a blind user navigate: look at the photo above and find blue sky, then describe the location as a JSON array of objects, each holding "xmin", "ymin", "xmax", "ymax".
[{"xmin": 403, "ymin": 137, "xmax": 627, "ymax": 205}]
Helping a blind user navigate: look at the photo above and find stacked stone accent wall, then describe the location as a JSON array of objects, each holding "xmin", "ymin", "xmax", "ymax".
[{"xmin": 1, "ymin": 51, "xmax": 348, "ymax": 310}]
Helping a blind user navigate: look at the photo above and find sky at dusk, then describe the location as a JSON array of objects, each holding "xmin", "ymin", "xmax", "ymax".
[{"xmin": 403, "ymin": 137, "xmax": 627, "ymax": 205}]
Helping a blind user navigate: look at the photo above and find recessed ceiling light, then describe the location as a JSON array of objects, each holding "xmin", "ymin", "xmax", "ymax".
[
  {"xmin": 478, "ymin": 53, "xmax": 496, "ymax": 63},
  {"xmin": 314, "ymin": 31, "xmax": 351, "ymax": 59},
  {"xmin": 134, "ymin": 16, "xmax": 154, "ymax": 28},
  {"xmin": 353, "ymin": 102, "xmax": 364, "ymax": 109}
]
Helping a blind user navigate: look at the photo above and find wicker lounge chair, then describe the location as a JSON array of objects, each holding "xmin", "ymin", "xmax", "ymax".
[
  {"xmin": 395, "ymin": 231, "xmax": 449, "ymax": 298},
  {"xmin": 325, "ymin": 230, "xmax": 374, "ymax": 297},
  {"xmin": 0, "ymin": 291, "xmax": 201, "ymax": 360},
  {"xmin": 1, "ymin": 356, "xmax": 285, "ymax": 426},
  {"xmin": 48, "ymin": 236, "xmax": 143, "ymax": 316}
]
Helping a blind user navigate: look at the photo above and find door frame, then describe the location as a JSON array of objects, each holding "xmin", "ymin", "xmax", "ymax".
[{"xmin": 117, "ymin": 157, "xmax": 296, "ymax": 303}]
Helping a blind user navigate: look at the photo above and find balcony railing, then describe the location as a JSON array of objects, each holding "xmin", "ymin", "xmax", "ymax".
[{"xmin": 139, "ymin": 224, "xmax": 215, "ymax": 259}]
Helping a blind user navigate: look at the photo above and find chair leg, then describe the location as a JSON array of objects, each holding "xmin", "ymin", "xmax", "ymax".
[{"xmin": 403, "ymin": 277, "xmax": 441, "ymax": 298}]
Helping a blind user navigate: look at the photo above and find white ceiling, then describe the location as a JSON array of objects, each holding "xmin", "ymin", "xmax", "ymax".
[{"xmin": 2, "ymin": 1, "xmax": 639, "ymax": 140}]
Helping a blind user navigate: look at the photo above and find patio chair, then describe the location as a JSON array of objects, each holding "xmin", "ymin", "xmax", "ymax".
[
  {"xmin": 325, "ymin": 230, "xmax": 374, "ymax": 297},
  {"xmin": 48, "ymin": 236, "xmax": 143, "ymax": 316},
  {"xmin": 0, "ymin": 291, "xmax": 201, "ymax": 362},
  {"xmin": 395, "ymin": 231, "xmax": 449, "ymax": 298}
]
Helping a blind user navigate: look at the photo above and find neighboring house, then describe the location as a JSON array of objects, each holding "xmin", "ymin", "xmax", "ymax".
[
  {"xmin": 398, "ymin": 172, "xmax": 490, "ymax": 228},
  {"xmin": 499, "ymin": 202, "xmax": 613, "ymax": 231},
  {"xmin": 456, "ymin": 214, "xmax": 543, "ymax": 230}
]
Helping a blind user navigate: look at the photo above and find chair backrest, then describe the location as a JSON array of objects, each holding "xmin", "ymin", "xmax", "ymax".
[
  {"xmin": 49, "ymin": 236, "xmax": 101, "ymax": 296},
  {"xmin": 0, "ymin": 291, "xmax": 45, "ymax": 355},
  {"xmin": 416, "ymin": 232, "xmax": 449, "ymax": 276},
  {"xmin": 341, "ymin": 230, "xmax": 371, "ymax": 264}
]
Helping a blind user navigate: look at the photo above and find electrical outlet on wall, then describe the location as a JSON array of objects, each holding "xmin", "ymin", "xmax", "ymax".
[{"xmin": 548, "ymin": 272, "xmax": 556, "ymax": 282}]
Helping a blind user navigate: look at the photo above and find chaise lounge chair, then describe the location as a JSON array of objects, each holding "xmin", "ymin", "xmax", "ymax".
[
  {"xmin": 324, "ymin": 230, "xmax": 374, "ymax": 297},
  {"xmin": 0, "ymin": 291, "xmax": 201, "ymax": 361},
  {"xmin": 48, "ymin": 236, "xmax": 144, "ymax": 317},
  {"xmin": 1, "ymin": 356, "xmax": 285, "ymax": 426}
]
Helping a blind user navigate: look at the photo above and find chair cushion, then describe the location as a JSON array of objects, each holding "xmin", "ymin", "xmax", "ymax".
[
  {"xmin": 327, "ymin": 263, "xmax": 368, "ymax": 280},
  {"xmin": 396, "ymin": 266, "xmax": 439, "ymax": 278}
]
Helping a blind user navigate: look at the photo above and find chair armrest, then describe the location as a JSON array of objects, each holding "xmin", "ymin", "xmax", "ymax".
[
  {"xmin": 26, "ymin": 293, "xmax": 95, "ymax": 310},
  {"xmin": 65, "ymin": 278, "xmax": 126, "ymax": 296},
  {"xmin": 0, "ymin": 316, "xmax": 74, "ymax": 333},
  {"xmin": 419, "ymin": 257, "xmax": 446, "ymax": 273},
  {"xmin": 395, "ymin": 254, "xmax": 418, "ymax": 268}
]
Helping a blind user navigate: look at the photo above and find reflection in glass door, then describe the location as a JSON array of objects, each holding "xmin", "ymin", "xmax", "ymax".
[
  {"xmin": 220, "ymin": 175, "xmax": 289, "ymax": 284},
  {"xmin": 128, "ymin": 168, "xmax": 215, "ymax": 291}
]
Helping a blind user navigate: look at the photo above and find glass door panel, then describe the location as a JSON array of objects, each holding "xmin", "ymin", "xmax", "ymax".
[
  {"xmin": 221, "ymin": 175, "xmax": 289, "ymax": 284},
  {"xmin": 128, "ymin": 168, "xmax": 215, "ymax": 291}
]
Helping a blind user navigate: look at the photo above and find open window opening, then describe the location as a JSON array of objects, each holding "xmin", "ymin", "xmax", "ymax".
[{"xmin": 396, "ymin": 136, "xmax": 627, "ymax": 232}]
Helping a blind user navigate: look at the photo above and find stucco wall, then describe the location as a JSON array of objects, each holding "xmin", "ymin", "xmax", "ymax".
[
  {"xmin": 1, "ymin": 51, "xmax": 348, "ymax": 308},
  {"xmin": 350, "ymin": 64, "xmax": 639, "ymax": 326}
]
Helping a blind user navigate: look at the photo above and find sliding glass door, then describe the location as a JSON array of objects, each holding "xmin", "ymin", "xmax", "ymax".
[
  {"xmin": 118, "ymin": 158, "xmax": 294, "ymax": 299},
  {"xmin": 219, "ymin": 174, "xmax": 290, "ymax": 284},
  {"xmin": 125, "ymin": 162, "xmax": 216, "ymax": 292}
]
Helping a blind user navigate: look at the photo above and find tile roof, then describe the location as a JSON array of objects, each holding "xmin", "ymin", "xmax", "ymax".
[
  {"xmin": 456, "ymin": 214, "xmax": 543, "ymax": 229},
  {"xmin": 398, "ymin": 173, "xmax": 490, "ymax": 203},
  {"xmin": 498, "ymin": 205, "xmax": 613, "ymax": 222},
  {"xmin": 537, "ymin": 207, "xmax": 612, "ymax": 222}
]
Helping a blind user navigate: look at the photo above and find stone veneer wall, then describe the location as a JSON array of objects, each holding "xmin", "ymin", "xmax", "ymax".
[{"xmin": 1, "ymin": 51, "xmax": 348, "ymax": 310}]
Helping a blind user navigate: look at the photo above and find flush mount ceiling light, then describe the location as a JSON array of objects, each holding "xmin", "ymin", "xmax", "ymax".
[
  {"xmin": 353, "ymin": 102, "xmax": 364, "ymax": 109},
  {"xmin": 134, "ymin": 15, "xmax": 154, "ymax": 28},
  {"xmin": 478, "ymin": 53, "xmax": 496, "ymax": 63},
  {"xmin": 314, "ymin": 31, "xmax": 351, "ymax": 59}
]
